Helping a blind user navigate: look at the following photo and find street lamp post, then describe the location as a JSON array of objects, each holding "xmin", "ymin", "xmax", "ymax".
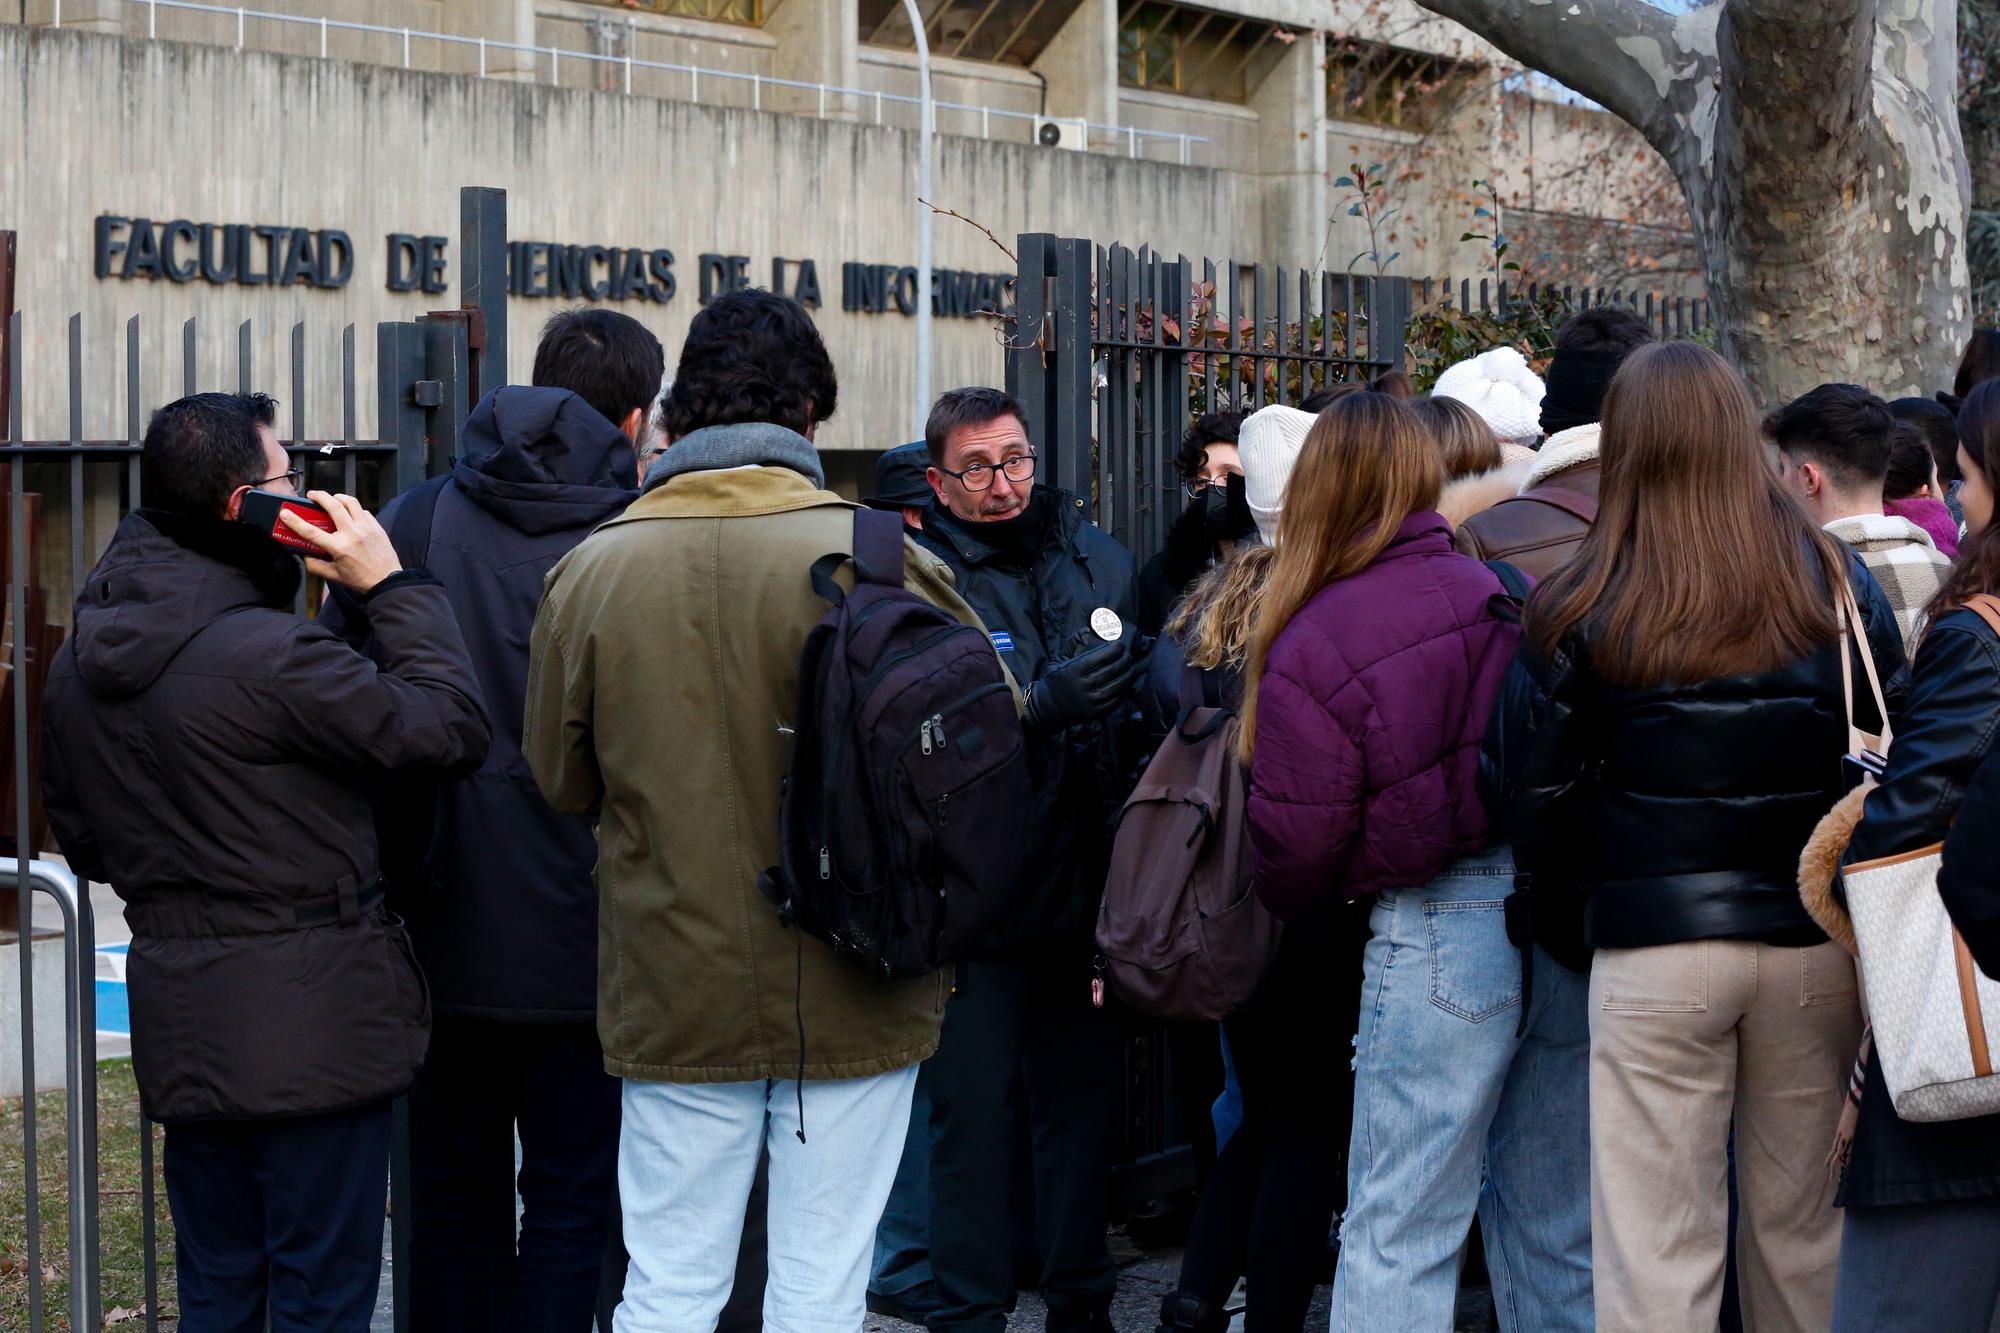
[{"xmin": 901, "ymin": 0, "xmax": 935, "ymax": 436}]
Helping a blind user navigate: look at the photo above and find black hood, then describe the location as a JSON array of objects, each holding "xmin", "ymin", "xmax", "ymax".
[
  {"xmin": 451, "ymin": 385, "xmax": 637, "ymax": 536},
  {"xmin": 72, "ymin": 510, "xmax": 301, "ymax": 701}
]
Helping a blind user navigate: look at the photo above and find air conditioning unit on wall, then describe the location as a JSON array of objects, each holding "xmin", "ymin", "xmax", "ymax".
[{"xmin": 1033, "ymin": 117, "xmax": 1088, "ymax": 151}]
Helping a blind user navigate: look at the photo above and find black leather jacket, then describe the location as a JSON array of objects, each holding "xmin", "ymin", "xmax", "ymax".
[
  {"xmin": 1488, "ymin": 549, "xmax": 1905, "ymax": 953},
  {"xmin": 915, "ymin": 487, "xmax": 1139, "ymax": 948},
  {"xmin": 1840, "ymin": 605, "xmax": 2000, "ymax": 1208}
]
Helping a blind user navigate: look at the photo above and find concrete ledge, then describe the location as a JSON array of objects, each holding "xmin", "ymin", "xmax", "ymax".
[{"xmin": 0, "ymin": 933, "xmax": 73, "ymax": 1099}]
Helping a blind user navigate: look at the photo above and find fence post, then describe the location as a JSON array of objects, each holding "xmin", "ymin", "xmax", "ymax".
[
  {"xmin": 0, "ymin": 231, "xmax": 14, "ymax": 442},
  {"xmin": 1377, "ymin": 276, "xmax": 1412, "ymax": 374},
  {"xmin": 1009, "ymin": 233, "xmax": 1055, "ymax": 475},
  {"xmin": 1051, "ymin": 237, "xmax": 1095, "ymax": 502},
  {"xmin": 419, "ymin": 314, "xmax": 471, "ymax": 479},
  {"xmin": 377, "ymin": 321, "xmax": 430, "ymax": 497},
  {"xmin": 458, "ymin": 186, "xmax": 510, "ymax": 398}
]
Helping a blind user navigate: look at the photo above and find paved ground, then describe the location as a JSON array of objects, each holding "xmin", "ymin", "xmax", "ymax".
[
  {"xmin": 857, "ymin": 1251, "xmax": 1325, "ymax": 1331},
  {"xmin": 370, "ymin": 1238, "xmax": 1509, "ymax": 1331}
]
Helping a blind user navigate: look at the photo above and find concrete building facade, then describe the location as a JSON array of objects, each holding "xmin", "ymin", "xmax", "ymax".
[{"xmin": 2, "ymin": 0, "xmax": 1684, "ymax": 458}]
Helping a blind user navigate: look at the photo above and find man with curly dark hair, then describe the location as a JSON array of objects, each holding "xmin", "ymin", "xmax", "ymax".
[{"xmin": 525, "ymin": 290, "xmax": 989, "ymax": 1330}]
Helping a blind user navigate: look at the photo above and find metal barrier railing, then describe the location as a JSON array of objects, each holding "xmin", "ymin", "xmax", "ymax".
[
  {"xmin": 43, "ymin": 0, "xmax": 1212, "ymax": 164},
  {"xmin": 7, "ymin": 860, "xmax": 99, "ymax": 1332}
]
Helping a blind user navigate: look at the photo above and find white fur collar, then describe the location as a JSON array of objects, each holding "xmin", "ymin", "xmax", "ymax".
[{"xmin": 1523, "ymin": 423, "xmax": 1601, "ymax": 493}]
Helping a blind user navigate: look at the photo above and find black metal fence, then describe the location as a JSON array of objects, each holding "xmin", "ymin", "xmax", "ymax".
[
  {"xmin": 1009, "ymin": 233, "xmax": 1412, "ymax": 564},
  {"xmin": 0, "ymin": 187, "xmax": 507, "ymax": 1333},
  {"xmin": 1416, "ymin": 274, "xmax": 1713, "ymax": 341}
]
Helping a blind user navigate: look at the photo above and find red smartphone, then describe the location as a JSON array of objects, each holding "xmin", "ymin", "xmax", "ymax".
[{"xmin": 238, "ymin": 490, "xmax": 336, "ymax": 554}]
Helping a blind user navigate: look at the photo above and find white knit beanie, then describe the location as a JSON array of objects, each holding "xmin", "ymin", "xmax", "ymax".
[
  {"xmin": 1237, "ymin": 404, "xmax": 1317, "ymax": 544},
  {"xmin": 1432, "ymin": 347, "xmax": 1547, "ymax": 446}
]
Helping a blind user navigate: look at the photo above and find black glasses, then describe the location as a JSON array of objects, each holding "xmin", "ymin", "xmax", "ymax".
[
  {"xmin": 939, "ymin": 453, "xmax": 1036, "ymax": 492},
  {"xmin": 252, "ymin": 468, "xmax": 304, "ymax": 491},
  {"xmin": 1183, "ymin": 472, "xmax": 1239, "ymax": 500}
]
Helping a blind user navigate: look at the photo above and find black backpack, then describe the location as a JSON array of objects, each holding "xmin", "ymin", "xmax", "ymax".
[{"xmin": 760, "ymin": 508, "xmax": 1032, "ymax": 978}]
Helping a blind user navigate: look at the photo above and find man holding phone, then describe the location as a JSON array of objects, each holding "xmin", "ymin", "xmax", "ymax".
[{"xmin": 40, "ymin": 391, "xmax": 490, "ymax": 1332}]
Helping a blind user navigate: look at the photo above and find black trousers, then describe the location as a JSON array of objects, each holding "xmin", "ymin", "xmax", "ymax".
[
  {"xmin": 926, "ymin": 953, "xmax": 1122, "ymax": 1333},
  {"xmin": 407, "ymin": 1018, "xmax": 620, "ymax": 1333},
  {"xmin": 163, "ymin": 1101, "xmax": 391, "ymax": 1333},
  {"xmin": 1173, "ymin": 906, "xmax": 1360, "ymax": 1331}
]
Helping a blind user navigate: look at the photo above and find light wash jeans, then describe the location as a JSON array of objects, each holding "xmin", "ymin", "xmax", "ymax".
[
  {"xmin": 613, "ymin": 1067, "xmax": 918, "ymax": 1333},
  {"xmin": 1331, "ymin": 847, "xmax": 1592, "ymax": 1333}
]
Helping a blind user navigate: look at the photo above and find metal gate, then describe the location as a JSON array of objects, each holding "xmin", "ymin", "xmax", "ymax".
[
  {"xmin": 0, "ymin": 185, "xmax": 510, "ymax": 1333},
  {"xmin": 1005, "ymin": 234, "xmax": 1410, "ymax": 1208},
  {"xmin": 1008, "ymin": 234, "xmax": 1412, "ymax": 562}
]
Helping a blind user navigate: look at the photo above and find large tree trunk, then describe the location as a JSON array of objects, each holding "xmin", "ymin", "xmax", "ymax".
[
  {"xmin": 1417, "ymin": 0, "xmax": 1970, "ymax": 404},
  {"xmin": 1961, "ymin": 0, "xmax": 2000, "ymax": 311}
]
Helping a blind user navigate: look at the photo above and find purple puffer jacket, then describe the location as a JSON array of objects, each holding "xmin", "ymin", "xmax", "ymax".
[{"xmin": 1249, "ymin": 511, "xmax": 1522, "ymax": 920}]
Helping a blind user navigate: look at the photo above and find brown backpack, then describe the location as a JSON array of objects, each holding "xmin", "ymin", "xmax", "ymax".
[{"xmin": 1094, "ymin": 666, "xmax": 1281, "ymax": 1020}]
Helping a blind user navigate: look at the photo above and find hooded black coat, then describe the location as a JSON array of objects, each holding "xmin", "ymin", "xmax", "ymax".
[
  {"xmin": 322, "ymin": 386, "xmax": 635, "ymax": 1021},
  {"xmin": 42, "ymin": 513, "xmax": 490, "ymax": 1121}
]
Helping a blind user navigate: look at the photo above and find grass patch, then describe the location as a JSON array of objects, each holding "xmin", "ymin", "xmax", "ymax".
[{"xmin": 0, "ymin": 1059, "xmax": 177, "ymax": 1329}]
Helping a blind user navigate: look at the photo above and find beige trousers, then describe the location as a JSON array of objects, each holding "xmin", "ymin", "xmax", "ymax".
[{"xmin": 1588, "ymin": 939, "xmax": 1862, "ymax": 1333}]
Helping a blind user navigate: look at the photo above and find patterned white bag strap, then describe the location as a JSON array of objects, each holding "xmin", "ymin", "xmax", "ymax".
[{"xmin": 1839, "ymin": 578, "xmax": 1892, "ymax": 756}]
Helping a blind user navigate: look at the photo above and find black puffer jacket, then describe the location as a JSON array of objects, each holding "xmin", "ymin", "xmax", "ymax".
[
  {"xmin": 322, "ymin": 386, "xmax": 636, "ymax": 1021},
  {"xmin": 41, "ymin": 512, "xmax": 490, "ymax": 1121},
  {"xmin": 1840, "ymin": 605, "xmax": 2000, "ymax": 1207},
  {"xmin": 915, "ymin": 487, "xmax": 1138, "ymax": 947},
  {"xmin": 1494, "ymin": 549, "xmax": 1905, "ymax": 951}
]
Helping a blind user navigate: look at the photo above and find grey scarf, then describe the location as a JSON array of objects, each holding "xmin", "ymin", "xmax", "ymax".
[{"xmin": 642, "ymin": 421, "xmax": 826, "ymax": 493}]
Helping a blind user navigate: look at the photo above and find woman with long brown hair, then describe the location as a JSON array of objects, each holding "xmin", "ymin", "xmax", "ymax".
[
  {"xmin": 1243, "ymin": 393, "xmax": 1590, "ymax": 1332},
  {"xmin": 1492, "ymin": 341, "xmax": 1905, "ymax": 1333},
  {"xmin": 1818, "ymin": 379, "xmax": 2000, "ymax": 1330}
]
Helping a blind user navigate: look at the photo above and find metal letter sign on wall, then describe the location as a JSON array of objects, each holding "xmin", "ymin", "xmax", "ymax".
[
  {"xmin": 94, "ymin": 216, "xmax": 356, "ymax": 289},
  {"xmin": 91, "ymin": 214, "xmax": 1007, "ymax": 317}
]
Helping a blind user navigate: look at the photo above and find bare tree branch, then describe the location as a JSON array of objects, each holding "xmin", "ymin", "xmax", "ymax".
[
  {"xmin": 1411, "ymin": 0, "xmax": 1709, "ymax": 149},
  {"xmin": 917, "ymin": 197, "xmax": 1018, "ymax": 264}
]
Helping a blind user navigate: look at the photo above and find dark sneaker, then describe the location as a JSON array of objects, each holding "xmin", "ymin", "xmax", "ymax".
[
  {"xmin": 866, "ymin": 1282, "xmax": 944, "ymax": 1325},
  {"xmin": 1048, "ymin": 1312, "xmax": 1116, "ymax": 1333}
]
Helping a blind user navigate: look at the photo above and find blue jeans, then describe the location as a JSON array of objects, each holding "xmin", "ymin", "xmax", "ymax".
[
  {"xmin": 869, "ymin": 1067, "xmax": 933, "ymax": 1297},
  {"xmin": 1212, "ymin": 1031, "xmax": 1244, "ymax": 1151},
  {"xmin": 613, "ymin": 1069, "xmax": 917, "ymax": 1332},
  {"xmin": 1331, "ymin": 848, "xmax": 1592, "ymax": 1333}
]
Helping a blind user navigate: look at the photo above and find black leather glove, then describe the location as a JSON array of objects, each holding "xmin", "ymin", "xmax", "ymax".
[{"xmin": 1024, "ymin": 637, "xmax": 1141, "ymax": 735}]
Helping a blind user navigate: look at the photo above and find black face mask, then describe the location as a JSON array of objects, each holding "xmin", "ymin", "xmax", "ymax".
[{"xmin": 1201, "ymin": 473, "xmax": 1256, "ymax": 544}]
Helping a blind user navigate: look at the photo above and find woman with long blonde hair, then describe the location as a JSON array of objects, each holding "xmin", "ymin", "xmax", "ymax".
[
  {"xmin": 1241, "ymin": 392, "xmax": 1590, "ymax": 1332},
  {"xmin": 1493, "ymin": 341, "xmax": 1905, "ymax": 1333}
]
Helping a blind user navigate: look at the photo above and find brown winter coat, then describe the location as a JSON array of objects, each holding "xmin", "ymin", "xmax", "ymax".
[
  {"xmin": 524, "ymin": 461, "xmax": 1002, "ymax": 1083},
  {"xmin": 1452, "ymin": 424, "xmax": 1602, "ymax": 582}
]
